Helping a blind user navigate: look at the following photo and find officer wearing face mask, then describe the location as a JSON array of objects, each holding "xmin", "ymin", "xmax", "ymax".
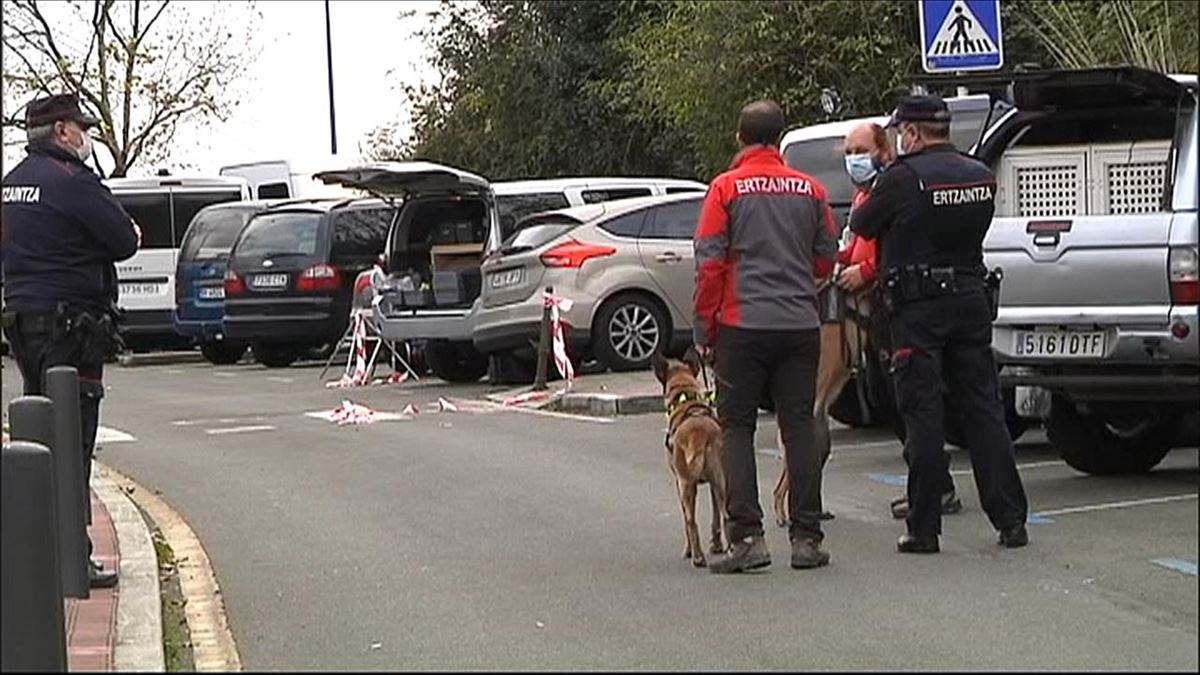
[
  {"xmin": 850, "ymin": 95, "xmax": 1028, "ymax": 555},
  {"xmin": 2, "ymin": 93, "xmax": 141, "ymax": 588},
  {"xmin": 838, "ymin": 122, "xmax": 964, "ymax": 521}
]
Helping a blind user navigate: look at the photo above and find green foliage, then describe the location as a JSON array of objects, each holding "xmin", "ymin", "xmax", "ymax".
[{"xmin": 383, "ymin": 0, "xmax": 1185, "ymax": 183}]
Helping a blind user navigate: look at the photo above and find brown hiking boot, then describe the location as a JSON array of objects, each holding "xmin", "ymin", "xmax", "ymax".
[{"xmin": 709, "ymin": 535, "xmax": 771, "ymax": 574}]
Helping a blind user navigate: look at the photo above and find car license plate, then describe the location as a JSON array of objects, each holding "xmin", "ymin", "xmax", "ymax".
[
  {"xmin": 119, "ymin": 283, "xmax": 162, "ymax": 297},
  {"xmin": 1013, "ymin": 330, "xmax": 1106, "ymax": 358},
  {"xmin": 198, "ymin": 286, "xmax": 225, "ymax": 300},
  {"xmin": 252, "ymin": 273, "xmax": 289, "ymax": 289},
  {"xmin": 489, "ymin": 268, "xmax": 524, "ymax": 289}
]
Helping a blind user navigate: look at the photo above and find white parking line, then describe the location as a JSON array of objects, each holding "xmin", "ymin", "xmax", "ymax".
[
  {"xmin": 204, "ymin": 425, "xmax": 276, "ymax": 435},
  {"xmin": 213, "ymin": 372, "xmax": 237, "ymax": 378},
  {"xmin": 267, "ymin": 376, "xmax": 294, "ymax": 384},
  {"xmin": 1036, "ymin": 493, "xmax": 1198, "ymax": 517},
  {"xmin": 951, "ymin": 460, "xmax": 1064, "ymax": 476},
  {"xmin": 97, "ymin": 426, "xmax": 137, "ymax": 443},
  {"xmin": 467, "ymin": 398, "xmax": 614, "ymax": 424}
]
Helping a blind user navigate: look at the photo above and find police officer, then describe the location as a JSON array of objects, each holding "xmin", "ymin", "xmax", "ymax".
[
  {"xmin": 2, "ymin": 94, "xmax": 141, "ymax": 587},
  {"xmin": 849, "ymin": 95, "xmax": 1028, "ymax": 554}
]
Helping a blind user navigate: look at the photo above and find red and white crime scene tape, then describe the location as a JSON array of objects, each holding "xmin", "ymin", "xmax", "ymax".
[
  {"xmin": 545, "ymin": 289, "xmax": 575, "ymax": 387},
  {"xmin": 329, "ymin": 400, "xmax": 376, "ymax": 426},
  {"xmin": 325, "ymin": 311, "xmax": 411, "ymax": 389}
]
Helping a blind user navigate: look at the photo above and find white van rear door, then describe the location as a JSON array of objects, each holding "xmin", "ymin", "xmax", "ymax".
[{"xmin": 112, "ymin": 191, "xmax": 175, "ymax": 313}]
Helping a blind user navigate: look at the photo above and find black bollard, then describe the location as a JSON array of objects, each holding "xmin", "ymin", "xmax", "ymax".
[
  {"xmin": 46, "ymin": 366, "xmax": 90, "ymax": 599},
  {"xmin": 532, "ymin": 286, "xmax": 553, "ymax": 392},
  {"xmin": 1, "ymin": 441, "xmax": 69, "ymax": 672}
]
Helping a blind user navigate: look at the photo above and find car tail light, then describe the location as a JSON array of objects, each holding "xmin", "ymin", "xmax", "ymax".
[
  {"xmin": 224, "ymin": 270, "xmax": 245, "ymax": 295},
  {"xmin": 540, "ymin": 239, "xmax": 617, "ymax": 269},
  {"xmin": 1169, "ymin": 246, "xmax": 1199, "ymax": 304},
  {"xmin": 296, "ymin": 263, "xmax": 341, "ymax": 292}
]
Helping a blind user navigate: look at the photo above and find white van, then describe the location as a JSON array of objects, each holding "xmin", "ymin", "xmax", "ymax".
[
  {"xmin": 219, "ymin": 157, "xmax": 363, "ymax": 200},
  {"xmin": 106, "ymin": 175, "xmax": 250, "ymax": 342}
]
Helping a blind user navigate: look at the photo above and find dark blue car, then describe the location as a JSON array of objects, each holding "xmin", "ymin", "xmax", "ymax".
[{"xmin": 174, "ymin": 201, "xmax": 271, "ymax": 364}]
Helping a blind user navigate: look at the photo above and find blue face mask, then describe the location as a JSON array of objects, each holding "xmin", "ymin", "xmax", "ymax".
[{"xmin": 844, "ymin": 153, "xmax": 877, "ymax": 185}]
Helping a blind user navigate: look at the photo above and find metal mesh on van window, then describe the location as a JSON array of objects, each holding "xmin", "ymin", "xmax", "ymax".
[
  {"xmin": 1015, "ymin": 165, "xmax": 1081, "ymax": 218},
  {"xmin": 1106, "ymin": 161, "xmax": 1166, "ymax": 215}
]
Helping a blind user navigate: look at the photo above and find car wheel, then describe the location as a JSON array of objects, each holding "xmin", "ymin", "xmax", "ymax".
[
  {"xmin": 593, "ymin": 293, "xmax": 668, "ymax": 372},
  {"xmin": 251, "ymin": 342, "xmax": 299, "ymax": 368},
  {"xmin": 1047, "ymin": 396, "xmax": 1176, "ymax": 475},
  {"xmin": 425, "ymin": 340, "xmax": 488, "ymax": 383},
  {"xmin": 200, "ymin": 341, "xmax": 247, "ymax": 366}
]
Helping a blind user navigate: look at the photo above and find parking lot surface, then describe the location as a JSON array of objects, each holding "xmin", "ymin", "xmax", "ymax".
[{"xmin": 5, "ymin": 358, "xmax": 1196, "ymax": 670}]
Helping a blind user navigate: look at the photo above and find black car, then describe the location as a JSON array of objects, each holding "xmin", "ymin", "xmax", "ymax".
[{"xmin": 222, "ymin": 199, "xmax": 396, "ymax": 368}]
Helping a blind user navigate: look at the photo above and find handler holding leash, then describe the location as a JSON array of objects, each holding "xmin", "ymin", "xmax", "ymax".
[
  {"xmin": 849, "ymin": 95, "xmax": 1028, "ymax": 554},
  {"xmin": 694, "ymin": 100, "xmax": 838, "ymax": 573}
]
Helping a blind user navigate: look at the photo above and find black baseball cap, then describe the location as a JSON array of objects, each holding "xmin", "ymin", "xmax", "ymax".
[
  {"xmin": 886, "ymin": 95, "xmax": 951, "ymax": 128},
  {"xmin": 25, "ymin": 93, "xmax": 99, "ymax": 129}
]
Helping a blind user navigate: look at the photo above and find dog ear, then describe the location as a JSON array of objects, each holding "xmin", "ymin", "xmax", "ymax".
[
  {"xmin": 651, "ymin": 351, "xmax": 669, "ymax": 384},
  {"xmin": 682, "ymin": 347, "xmax": 703, "ymax": 376}
]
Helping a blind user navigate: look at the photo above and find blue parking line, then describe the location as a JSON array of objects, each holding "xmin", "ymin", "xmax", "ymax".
[
  {"xmin": 758, "ymin": 447, "xmax": 782, "ymax": 459},
  {"xmin": 1150, "ymin": 558, "xmax": 1198, "ymax": 577},
  {"xmin": 1027, "ymin": 514, "xmax": 1056, "ymax": 525},
  {"xmin": 866, "ymin": 472, "xmax": 908, "ymax": 486}
]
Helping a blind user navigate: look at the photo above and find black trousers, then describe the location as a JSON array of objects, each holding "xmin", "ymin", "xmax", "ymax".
[
  {"xmin": 3, "ymin": 312, "xmax": 105, "ymax": 541},
  {"xmin": 870, "ymin": 309, "xmax": 956, "ymax": 496},
  {"xmin": 717, "ymin": 325, "xmax": 822, "ymax": 542},
  {"xmin": 889, "ymin": 288, "xmax": 1028, "ymax": 537}
]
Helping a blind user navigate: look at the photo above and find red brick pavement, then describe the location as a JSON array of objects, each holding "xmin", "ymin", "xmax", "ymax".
[{"xmin": 64, "ymin": 491, "xmax": 119, "ymax": 672}]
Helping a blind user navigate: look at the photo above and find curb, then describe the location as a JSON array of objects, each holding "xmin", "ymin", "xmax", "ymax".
[
  {"xmin": 117, "ymin": 352, "xmax": 206, "ymax": 368},
  {"xmin": 549, "ymin": 392, "xmax": 663, "ymax": 416},
  {"xmin": 98, "ymin": 465, "xmax": 242, "ymax": 672},
  {"xmin": 92, "ymin": 471, "xmax": 166, "ymax": 672}
]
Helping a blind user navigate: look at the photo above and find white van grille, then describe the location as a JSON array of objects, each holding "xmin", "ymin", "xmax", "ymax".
[
  {"xmin": 1105, "ymin": 161, "xmax": 1167, "ymax": 214},
  {"xmin": 1015, "ymin": 165, "xmax": 1082, "ymax": 217}
]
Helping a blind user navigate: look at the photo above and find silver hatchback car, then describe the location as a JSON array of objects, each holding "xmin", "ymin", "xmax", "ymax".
[{"xmin": 474, "ymin": 193, "xmax": 703, "ymax": 373}]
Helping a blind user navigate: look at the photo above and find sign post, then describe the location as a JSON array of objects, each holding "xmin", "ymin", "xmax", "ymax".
[{"xmin": 918, "ymin": 0, "xmax": 1004, "ymax": 73}]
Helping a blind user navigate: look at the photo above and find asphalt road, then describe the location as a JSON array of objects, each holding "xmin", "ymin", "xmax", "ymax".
[{"xmin": 4, "ymin": 357, "xmax": 1197, "ymax": 670}]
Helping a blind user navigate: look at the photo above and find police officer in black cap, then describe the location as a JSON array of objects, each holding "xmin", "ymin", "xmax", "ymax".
[
  {"xmin": 2, "ymin": 93, "xmax": 141, "ymax": 587},
  {"xmin": 849, "ymin": 95, "xmax": 1028, "ymax": 554}
]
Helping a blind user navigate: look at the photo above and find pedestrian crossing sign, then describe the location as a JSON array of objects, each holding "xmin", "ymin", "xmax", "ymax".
[{"xmin": 919, "ymin": 0, "xmax": 1004, "ymax": 73}]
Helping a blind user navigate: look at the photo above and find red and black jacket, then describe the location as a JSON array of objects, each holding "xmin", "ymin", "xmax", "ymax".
[{"xmin": 692, "ymin": 145, "xmax": 838, "ymax": 347}]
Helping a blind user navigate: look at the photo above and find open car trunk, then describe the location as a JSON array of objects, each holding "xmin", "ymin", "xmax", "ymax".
[{"xmin": 316, "ymin": 161, "xmax": 496, "ymax": 311}]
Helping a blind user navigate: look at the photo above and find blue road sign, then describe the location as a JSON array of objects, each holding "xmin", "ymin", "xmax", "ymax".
[{"xmin": 919, "ymin": 0, "xmax": 1004, "ymax": 73}]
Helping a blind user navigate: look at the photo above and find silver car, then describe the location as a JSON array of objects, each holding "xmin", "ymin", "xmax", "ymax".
[{"xmin": 474, "ymin": 194, "xmax": 703, "ymax": 373}]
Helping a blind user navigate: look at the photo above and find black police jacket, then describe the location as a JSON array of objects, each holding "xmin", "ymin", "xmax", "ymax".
[
  {"xmin": 1, "ymin": 140, "xmax": 138, "ymax": 312},
  {"xmin": 848, "ymin": 143, "xmax": 996, "ymax": 274}
]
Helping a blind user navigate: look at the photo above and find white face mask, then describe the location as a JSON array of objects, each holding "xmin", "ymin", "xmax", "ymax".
[
  {"xmin": 844, "ymin": 153, "xmax": 878, "ymax": 185},
  {"xmin": 75, "ymin": 132, "xmax": 94, "ymax": 163}
]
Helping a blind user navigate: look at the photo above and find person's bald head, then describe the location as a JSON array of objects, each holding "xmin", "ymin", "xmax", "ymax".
[
  {"xmin": 737, "ymin": 100, "xmax": 786, "ymax": 147},
  {"xmin": 843, "ymin": 121, "xmax": 893, "ymax": 164}
]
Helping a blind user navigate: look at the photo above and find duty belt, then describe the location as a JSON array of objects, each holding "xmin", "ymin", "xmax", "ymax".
[{"xmin": 882, "ymin": 264, "xmax": 986, "ymax": 308}]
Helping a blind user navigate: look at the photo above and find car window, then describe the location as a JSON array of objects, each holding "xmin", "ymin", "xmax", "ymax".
[
  {"xmin": 257, "ymin": 182, "xmax": 290, "ymax": 199},
  {"xmin": 113, "ymin": 192, "xmax": 172, "ymax": 249},
  {"xmin": 782, "ymin": 137, "xmax": 853, "ymax": 208},
  {"xmin": 330, "ymin": 207, "xmax": 394, "ymax": 261},
  {"xmin": 500, "ymin": 219, "xmax": 578, "ymax": 252},
  {"xmin": 235, "ymin": 212, "xmax": 323, "ymax": 258},
  {"xmin": 497, "ymin": 192, "xmax": 571, "ymax": 238},
  {"xmin": 179, "ymin": 209, "xmax": 253, "ymax": 262},
  {"xmin": 171, "ymin": 190, "xmax": 245, "ymax": 247},
  {"xmin": 949, "ymin": 108, "xmax": 992, "ymax": 152},
  {"xmin": 597, "ymin": 209, "xmax": 649, "ymax": 238},
  {"xmin": 581, "ymin": 187, "xmax": 652, "ymax": 204},
  {"xmin": 640, "ymin": 199, "xmax": 702, "ymax": 240}
]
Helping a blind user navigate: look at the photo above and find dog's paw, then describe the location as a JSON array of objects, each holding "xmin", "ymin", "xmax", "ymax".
[
  {"xmin": 692, "ymin": 556, "xmax": 707, "ymax": 568},
  {"xmin": 683, "ymin": 547, "xmax": 692, "ymax": 559},
  {"xmin": 709, "ymin": 543, "xmax": 726, "ymax": 555}
]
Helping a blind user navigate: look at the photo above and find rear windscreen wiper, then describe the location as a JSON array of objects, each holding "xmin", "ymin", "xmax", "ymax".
[{"xmin": 498, "ymin": 245, "xmax": 533, "ymax": 256}]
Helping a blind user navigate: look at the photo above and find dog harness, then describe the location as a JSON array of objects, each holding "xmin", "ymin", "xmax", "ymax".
[{"xmin": 663, "ymin": 389, "xmax": 717, "ymax": 451}]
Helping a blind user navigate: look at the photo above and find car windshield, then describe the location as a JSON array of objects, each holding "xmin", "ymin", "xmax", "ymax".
[
  {"xmin": 500, "ymin": 218, "xmax": 578, "ymax": 253},
  {"xmin": 179, "ymin": 209, "xmax": 253, "ymax": 261},
  {"xmin": 235, "ymin": 212, "xmax": 322, "ymax": 258},
  {"xmin": 783, "ymin": 136, "xmax": 853, "ymax": 207}
]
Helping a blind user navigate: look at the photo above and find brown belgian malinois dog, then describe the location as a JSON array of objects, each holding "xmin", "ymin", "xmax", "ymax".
[
  {"xmin": 652, "ymin": 348, "xmax": 727, "ymax": 568},
  {"xmin": 771, "ymin": 282, "xmax": 875, "ymax": 527}
]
